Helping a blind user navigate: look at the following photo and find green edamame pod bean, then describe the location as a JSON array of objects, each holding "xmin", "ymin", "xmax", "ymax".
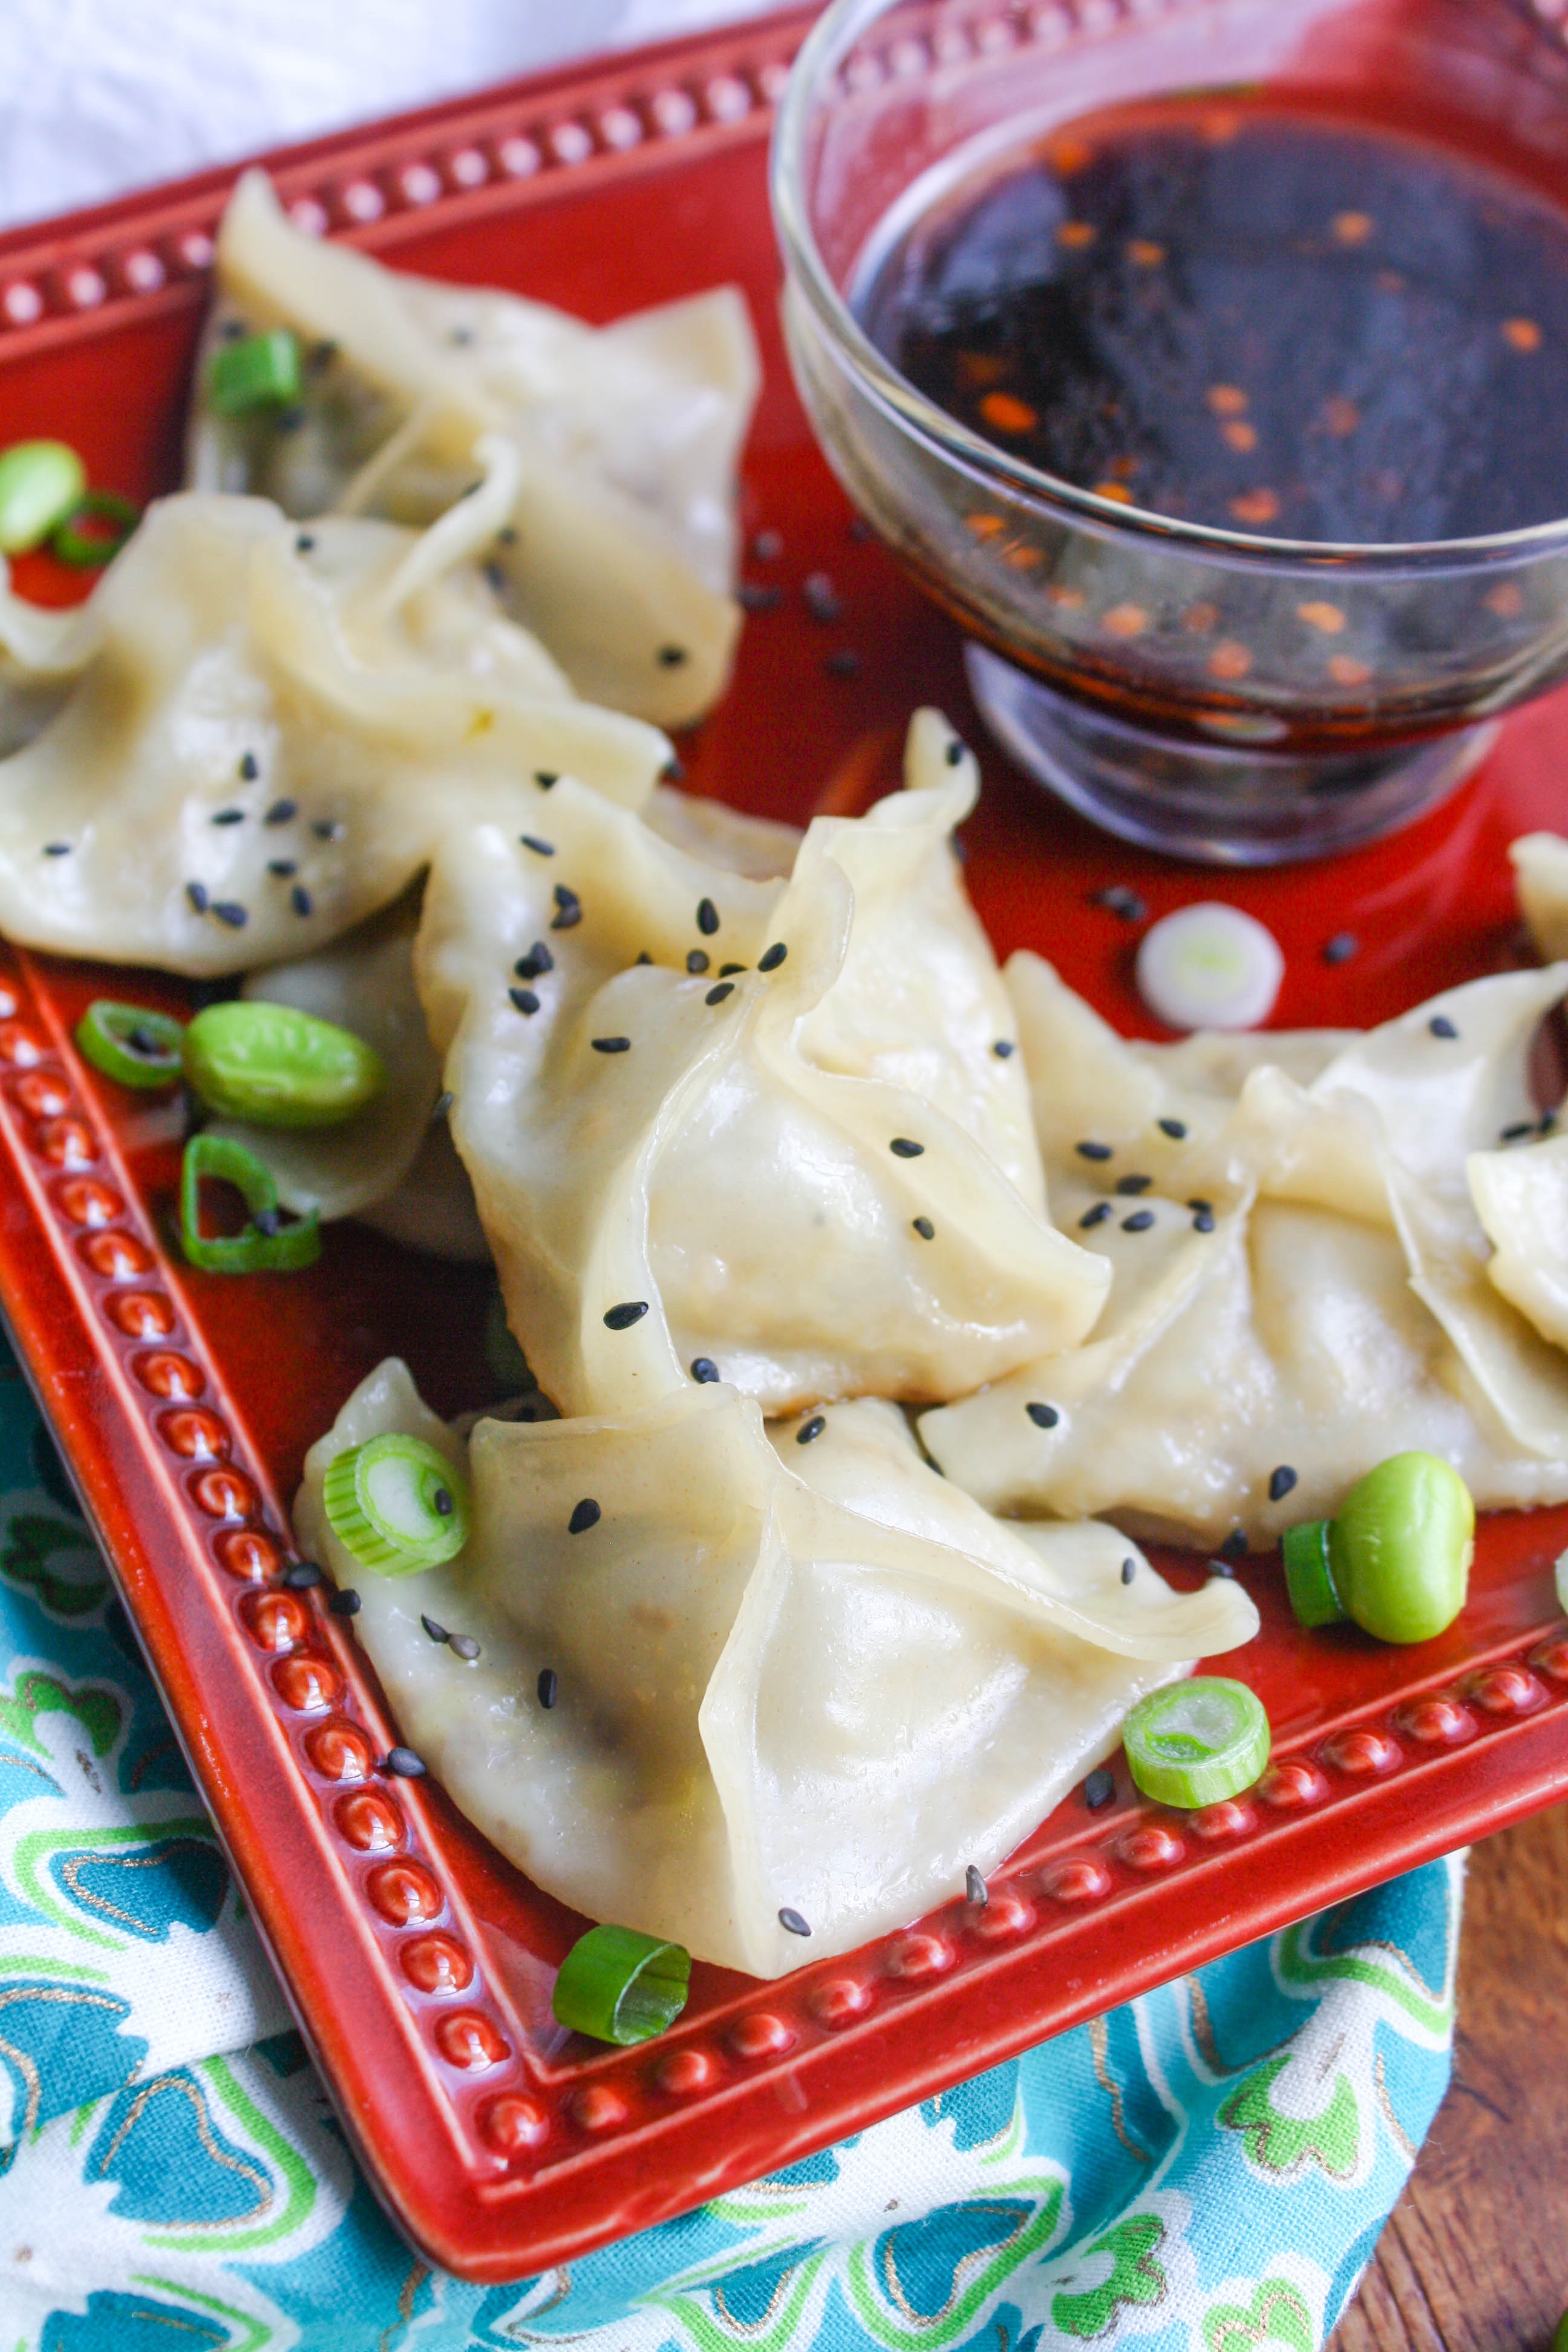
[
  {"xmin": 0, "ymin": 440, "xmax": 87, "ymax": 554},
  {"xmin": 1327, "ymin": 1451, "xmax": 1474, "ymax": 1645},
  {"xmin": 183, "ymin": 1000, "xmax": 387, "ymax": 1129}
]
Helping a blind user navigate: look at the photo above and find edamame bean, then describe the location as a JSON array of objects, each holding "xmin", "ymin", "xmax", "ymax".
[
  {"xmin": 183, "ymin": 999, "xmax": 386, "ymax": 1128},
  {"xmin": 0, "ymin": 440, "xmax": 87, "ymax": 554},
  {"xmin": 1283, "ymin": 1452, "xmax": 1473, "ymax": 1644}
]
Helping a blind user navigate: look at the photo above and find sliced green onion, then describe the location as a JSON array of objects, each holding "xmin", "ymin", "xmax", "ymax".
[
  {"xmin": 1135, "ymin": 903, "xmax": 1283, "ymax": 1033},
  {"xmin": 76, "ymin": 999, "xmax": 186, "ymax": 1089},
  {"xmin": 551, "ymin": 1923, "xmax": 691, "ymax": 2045},
  {"xmin": 207, "ymin": 327, "xmax": 302, "ymax": 417},
  {"xmin": 321, "ymin": 1434, "xmax": 469, "ymax": 1573},
  {"xmin": 183, "ymin": 1000, "xmax": 386, "ymax": 1129},
  {"xmin": 51, "ymin": 492, "xmax": 140, "ymax": 569},
  {"xmin": 1281, "ymin": 1518, "xmax": 1346, "ymax": 1629},
  {"xmin": 1122, "ymin": 1676, "xmax": 1271, "ymax": 1809},
  {"xmin": 0, "ymin": 440, "xmax": 87, "ymax": 554},
  {"xmin": 180, "ymin": 1132, "xmax": 321, "ymax": 1273}
]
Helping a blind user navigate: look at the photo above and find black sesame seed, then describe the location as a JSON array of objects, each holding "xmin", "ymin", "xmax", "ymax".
[
  {"xmin": 604, "ymin": 1300, "xmax": 649, "ymax": 1330},
  {"xmin": 267, "ymin": 859, "xmax": 297, "ymax": 878},
  {"xmin": 283, "ymin": 1561, "xmax": 323, "ymax": 1589},
  {"xmin": 946, "ymin": 739, "xmax": 967, "ymax": 767},
  {"xmin": 797, "ymin": 1415, "xmax": 826, "ymax": 1445},
  {"xmin": 803, "ymin": 571, "xmax": 843, "ymax": 623},
  {"xmin": 824, "ymin": 648, "xmax": 861, "ymax": 676},
  {"xmin": 212, "ymin": 901, "xmax": 248, "ymax": 928},
  {"xmin": 497, "ymin": 526, "xmax": 517, "ymax": 546},
  {"xmin": 449, "ymin": 1635, "xmax": 481, "ymax": 1661},
  {"xmin": 696, "ymin": 897, "xmax": 719, "ymax": 936},
  {"xmin": 591, "ymin": 1036, "xmax": 631, "ymax": 1054},
  {"xmin": 739, "ymin": 582, "xmax": 782, "ymax": 612},
  {"xmin": 1502, "ymin": 1121, "xmax": 1537, "ymax": 1142},
  {"xmin": 520, "ymin": 835, "xmax": 555, "ymax": 857},
  {"xmin": 290, "ymin": 886, "xmax": 312, "ymax": 918},
  {"xmin": 1322, "ymin": 932, "xmax": 1359, "ymax": 965},
  {"xmin": 1079, "ymin": 1202, "xmax": 1112, "ymax": 1229},
  {"xmin": 1268, "ymin": 1465, "xmax": 1298, "ymax": 1502},
  {"xmin": 483, "ymin": 560, "xmax": 506, "ymax": 594},
  {"xmin": 185, "ymin": 881, "xmax": 209, "ymax": 913},
  {"xmin": 126, "ymin": 1027, "xmax": 161, "ymax": 1057},
  {"xmin": 312, "ymin": 819, "xmax": 342, "ymax": 841},
  {"xmin": 758, "ymin": 942, "xmax": 788, "ymax": 972},
  {"xmin": 686, "ymin": 948, "xmax": 710, "ymax": 975},
  {"xmin": 296, "ymin": 533, "xmax": 315, "ymax": 553},
  {"xmin": 264, "ymin": 799, "xmax": 296, "ymax": 825},
  {"xmin": 1157, "ymin": 1118, "xmax": 1188, "ymax": 1140},
  {"xmin": 753, "ymin": 528, "xmax": 783, "ymax": 561},
  {"xmin": 421, "ymin": 1615, "xmax": 450, "ymax": 1644},
  {"xmin": 659, "ymin": 756, "xmax": 685, "ymax": 783},
  {"xmin": 1187, "ymin": 1198, "xmax": 1213, "ymax": 1215},
  {"xmin": 515, "ymin": 942, "xmax": 554, "ymax": 981},
  {"xmin": 1207, "ymin": 1559, "xmax": 1236, "ymax": 1579},
  {"xmin": 328, "ymin": 1587, "xmax": 361, "ymax": 1616},
  {"xmin": 1026, "ymin": 1402, "xmax": 1060, "ymax": 1429},
  {"xmin": 218, "ymin": 318, "xmax": 246, "ymax": 340},
  {"xmin": 252, "ymin": 1208, "xmax": 281, "ymax": 1238},
  {"xmin": 1091, "ymin": 884, "xmax": 1148, "ymax": 922},
  {"xmin": 719, "ymin": 962, "xmax": 747, "ymax": 976},
  {"xmin": 568, "ymin": 1498, "xmax": 601, "ymax": 1535},
  {"xmin": 431, "ymin": 1486, "xmax": 454, "ymax": 1517},
  {"xmin": 705, "ymin": 982, "xmax": 734, "ymax": 1007},
  {"xmin": 1084, "ymin": 1766, "xmax": 1116, "ymax": 1810},
  {"xmin": 534, "ymin": 771, "xmax": 558, "ymax": 789},
  {"xmin": 431, "ymin": 1091, "xmax": 452, "ymax": 1122},
  {"xmin": 42, "ymin": 841, "xmax": 71, "ymax": 857},
  {"xmin": 239, "ymin": 751, "xmax": 260, "ymax": 782},
  {"xmin": 509, "ymin": 987, "xmax": 540, "ymax": 1016},
  {"xmin": 635, "ymin": 951, "xmax": 653, "ymax": 966},
  {"xmin": 1122, "ymin": 1209, "xmax": 1156, "ymax": 1232},
  {"xmin": 890, "ymin": 1137, "xmax": 924, "ymax": 1158},
  {"xmin": 657, "ymin": 645, "xmax": 688, "ymax": 667},
  {"xmin": 385, "ymin": 1746, "xmax": 425, "ymax": 1777},
  {"xmin": 551, "ymin": 886, "xmax": 582, "ymax": 930},
  {"xmin": 1429, "ymin": 1015, "xmax": 1459, "ymax": 1040},
  {"xmin": 992, "ymin": 1039, "xmax": 1015, "ymax": 1058},
  {"xmin": 965, "ymin": 1864, "xmax": 988, "ymax": 1906},
  {"xmin": 1120, "ymin": 1557, "xmax": 1136, "ymax": 1585},
  {"xmin": 912, "ymin": 1215, "xmax": 935, "ymax": 1240},
  {"xmin": 690, "ymin": 1357, "xmax": 720, "ymax": 1383},
  {"xmin": 211, "ymin": 808, "xmax": 245, "ymax": 826},
  {"xmin": 537, "ymin": 1668, "xmax": 558, "ymax": 1708},
  {"xmin": 1115, "ymin": 1174, "xmax": 1152, "ymax": 1195},
  {"xmin": 1192, "ymin": 1209, "xmax": 1216, "ymax": 1233},
  {"xmin": 779, "ymin": 1907, "xmax": 812, "ymax": 1936},
  {"xmin": 1076, "ymin": 1140, "xmax": 1114, "ymax": 1162},
  {"xmin": 1220, "ymin": 1527, "xmax": 1248, "ymax": 1560}
]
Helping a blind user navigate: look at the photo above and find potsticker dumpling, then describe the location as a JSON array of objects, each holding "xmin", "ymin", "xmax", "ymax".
[
  {"xmin": 189, "ymin": 171, "xmax": 757, "ymax": 727},
  {"xmin": 416, "ymin": 711, "xmax": 1108, "ymax": 1416},
  {"xmin": 295, "ymin": 1362, "xmax": 1256, "ymax": 1978},
  {"xmin": 921, "ymin": 955, "xmax": 1568, "ymax": 1547},
  {"xmin": 0, "ymin": 476, "xmax": 667, "ymax": 974}
]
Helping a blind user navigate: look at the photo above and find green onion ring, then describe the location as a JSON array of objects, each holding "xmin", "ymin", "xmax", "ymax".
[
  {"xmin": 1122, "ymin": 1677, "xmax": 1271, "ymax": 1810},
  {"xmin": 207, "ymin": 327, "xmax": 303, "ymax": 417},
  {"xmin": 51, "ymin": 491, "xmax": 140, "ymax": 569},
  {"xmin": 179, "ymin": 1132, "xmax": 321, "ymax": 1274},
  {"xmin": 551, "ymin": 1923, "xmax": 692, "ymax": 2045},
  {"xmin": 0, "ymin": 440, "xmax": 87, "ymax": 555},
  {"xmin": 76, "ymin": 1000, "xmax": 186, "ymax": 1089},
  {"xmin": 321, "ymin": 1433, "xmax": 469, "ymax": 1572}
]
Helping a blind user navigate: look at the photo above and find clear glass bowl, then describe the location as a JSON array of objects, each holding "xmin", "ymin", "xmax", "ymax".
[{"xmin": 771, "ymin": 0, "xmax": 1568, "ymax": 864}]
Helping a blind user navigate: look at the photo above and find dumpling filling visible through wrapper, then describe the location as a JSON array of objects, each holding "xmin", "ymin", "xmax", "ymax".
[{"xmin": 295, "ymin": 1361, "xmax": 1257, "ymax": 1978}]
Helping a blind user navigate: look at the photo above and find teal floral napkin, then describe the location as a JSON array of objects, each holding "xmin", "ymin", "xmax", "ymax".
[{"xmin": 0, "ymin": 1330, "xmax": 1457, "ymax": 2350}]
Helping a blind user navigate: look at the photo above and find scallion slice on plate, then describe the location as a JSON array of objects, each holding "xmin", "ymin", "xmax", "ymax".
[
  {"xmin": 1122, "ymin": 1677, "xmax": 1271, "ymax": 1809},
  {"xmin": 552, "ymin": 1923, "xmax": 691, "ymax": 2045},
  {"xmin": 179, "ymin": 1132, "xmax": 321, "ymax": 1274},
  {"xmin": 76, "ymin": 999, "xmax": 185, "ymax": 1088}
]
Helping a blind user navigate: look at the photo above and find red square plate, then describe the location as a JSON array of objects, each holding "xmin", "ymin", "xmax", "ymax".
[{"xmin": 1, "ymin": 4, "xmax": 1566, "ymax": 2284}]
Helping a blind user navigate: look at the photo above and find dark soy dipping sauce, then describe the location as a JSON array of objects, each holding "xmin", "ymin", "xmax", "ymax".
[{"xmin": 859, "ymin": 98, "xmax": 1568, "ymax": 543}]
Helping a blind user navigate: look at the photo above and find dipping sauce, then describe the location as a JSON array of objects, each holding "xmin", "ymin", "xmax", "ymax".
[{"xmin": 858, "ymin": 98, "xmax": 1568, "ymax": 543}]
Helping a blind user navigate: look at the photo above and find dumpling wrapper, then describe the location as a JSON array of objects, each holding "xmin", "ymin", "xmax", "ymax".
[
  {"xmin": 921, "ymin": 954, "xmax": 1568, "ymax": 1545},
  {"xmin": 0, "ymin": 483, "xmax": 667, "ymax": 974},
  {"xmin": 1469, "ymin": 1132, "xmax": 1568, "ymax": 1351},
  {"xmin": 190, "ymin": 171, "xmax": 756, "ymax": 728},
  {"xmin": 416, "ymin": 710, "xmax": 1106, "ymax": 1416},
  {"xmin": 295, "ymin": 1362, "xmax": 1255, "ymax": 1978}
]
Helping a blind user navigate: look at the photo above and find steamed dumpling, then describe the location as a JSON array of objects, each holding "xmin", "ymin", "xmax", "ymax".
[
  {"xmin": 920, "ymin": 954, "xmax": 1568, "ymax": 1547},
  {"xmin": 295, "ymin": 1361, "xmax": 1256, "ymax": 1978},
  {"xmin": 189, "ymin": 171, "xmax": 757, "ymax": 727},
  {"xmin": 0, "ymin": 483, "xmax": 667, "ymax": 974},
  {"xmin": 415, "ymin": 711, "xmax": 1108, "ymax": 1416}
]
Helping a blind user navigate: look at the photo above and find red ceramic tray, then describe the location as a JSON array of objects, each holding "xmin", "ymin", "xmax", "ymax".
[{"xmin": 1, "ymin": 3, "xmax": 1567, "ymax": 2285}]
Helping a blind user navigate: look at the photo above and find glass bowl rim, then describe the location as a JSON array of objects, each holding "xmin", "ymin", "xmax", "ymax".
[{"xmin": 769, "ymin": 0, "xmax": 1568, "ymax": 569}]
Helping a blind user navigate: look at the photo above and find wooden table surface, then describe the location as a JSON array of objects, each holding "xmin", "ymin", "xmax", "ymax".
[{"xmin": 1329, "ymin": 1802, "xmax": 1568, "ymax": 2352}]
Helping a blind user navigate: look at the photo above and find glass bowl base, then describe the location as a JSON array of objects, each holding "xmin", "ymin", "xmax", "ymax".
[{"xmin": 965, "ymin": 645, "xmax": 1497, "ymax": 867}]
